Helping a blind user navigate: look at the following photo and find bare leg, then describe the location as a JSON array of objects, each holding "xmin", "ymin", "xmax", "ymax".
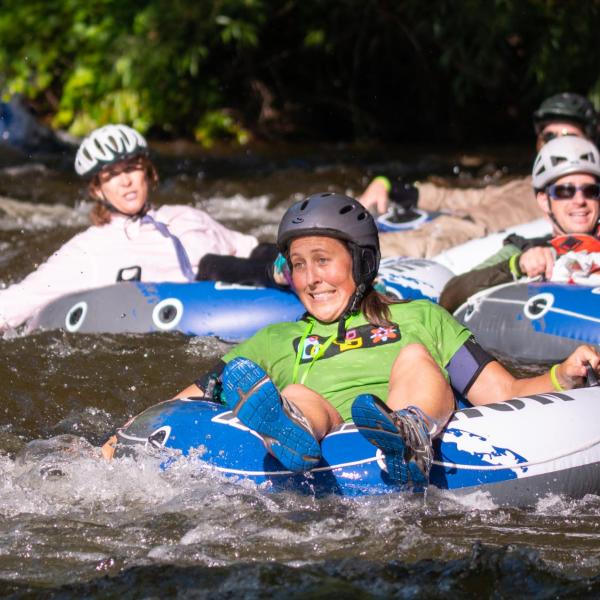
[
  {"xmin": 282, "ymin": 383, "xmax": 344, "ymax": 440},
  {"xmin": 352, "ymin": 343, "xmax": 454, "ymax": 484},
  {"xmin": 221, "ymin": 357, "xmax": 331, "ymax": 471},
  {"xmin": 387, "ymin": 343, "xmax": 455, "ymax": 433}
]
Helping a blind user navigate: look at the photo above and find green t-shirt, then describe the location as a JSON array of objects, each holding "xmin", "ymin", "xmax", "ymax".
[{"xmin": 223, "ymin": 300, "xmax": 471, "ymax": 422}]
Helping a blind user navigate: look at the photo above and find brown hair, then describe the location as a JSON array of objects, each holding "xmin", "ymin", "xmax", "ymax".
[
  {"xmin": 359, "ymin": 288, "xmax": 409, "ymax": 328},
  {"xmin": 88, "ymin": 156, "xmax": 159, "ymax": 226}
]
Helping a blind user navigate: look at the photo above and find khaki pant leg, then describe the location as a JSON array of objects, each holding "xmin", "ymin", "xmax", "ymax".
[{"xmin": 379, "ymin": 216, "xmax": 486, "ymax": 258}]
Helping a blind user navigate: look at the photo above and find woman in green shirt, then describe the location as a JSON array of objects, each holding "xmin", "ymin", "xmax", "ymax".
[{"xmin": 144, "ymin": 193, "xmax": 600, "ymax": 487}]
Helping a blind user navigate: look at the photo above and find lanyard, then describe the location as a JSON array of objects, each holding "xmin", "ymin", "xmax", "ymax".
[
  {"xmin": 292, "ymin": 315, "xmax": 354, "ymax": 385},
  {"xmin": 142, "ymin": 214, "xmax": 196, "ymax": 281}
]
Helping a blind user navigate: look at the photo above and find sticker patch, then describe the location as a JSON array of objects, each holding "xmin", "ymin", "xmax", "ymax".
[{"xmin": 293, "ymin": 323, "xmax": 401, "ymax": 363}]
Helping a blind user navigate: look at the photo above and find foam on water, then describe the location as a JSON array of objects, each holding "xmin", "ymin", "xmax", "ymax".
[
  {"xmin": 185, "ymin": 335, "xmax": 233, "ymax": 359},
  {"xmin": 2, "ymin": 414, "xmax": 600, "ymax": 590},
  {"xmin": 195, "ymin": 193, "xmax": 286, "ymax": 239},
  {"xmin": 0, "ymin": 196, "xmax": 89, "ymax": 231}
]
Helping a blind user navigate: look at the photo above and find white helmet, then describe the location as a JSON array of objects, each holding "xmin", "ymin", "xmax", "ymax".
[
  {"xmin": 532, "ymin": 136, "xmax": 600, "ymax": 190},
  {"xmin": 74, "ymin": 124, "xmax": 149, "ymax": 176}
]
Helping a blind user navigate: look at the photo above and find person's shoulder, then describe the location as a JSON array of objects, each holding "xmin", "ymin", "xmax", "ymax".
[
  {"xmin": 389, "ymin": 299, "xmax": 453, "ymax": 322},
  {"xmin": 155, "ymin": 204, "xmax": 206, "ymax": 219},
  {"xmin": 57, "ymin": 223, "xmax": 103, "ymax": 249},
  {"xmin": 389, "ymin": 299, "xmax": 438, "ymax": 314},
  {"xmin": 260, "ymin": 318, "xmax": 305, "ymax": 336},
  {"xmin": 239, "ymin": 318, "xmax": 304, "ymax": 349}
]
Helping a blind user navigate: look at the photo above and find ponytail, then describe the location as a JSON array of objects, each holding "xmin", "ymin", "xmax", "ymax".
[{"xmin": 360, "ymin": 288, "xmax": 409, "ymax": 328}]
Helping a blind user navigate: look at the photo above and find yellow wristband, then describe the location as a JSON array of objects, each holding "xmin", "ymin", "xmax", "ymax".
[
  {"xmin": 508, "ymin": 253, "xmax": 522, "ymax": 279},
  {"xmin": 373, "ymin": 176, "xmax": 392, "ymax": 192},
  {"xmin": 549, "ymin": 364, "xmax": 565, "ymax": 392}
]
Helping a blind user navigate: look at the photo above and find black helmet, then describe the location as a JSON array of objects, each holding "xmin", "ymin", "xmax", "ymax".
[
  {"xmin": 277, "ymin": 192, "xmax": 380, "ymax": 290},
  {"xmin": 533, "ymin": 93, "xmax": 598, "ymax": 139}
]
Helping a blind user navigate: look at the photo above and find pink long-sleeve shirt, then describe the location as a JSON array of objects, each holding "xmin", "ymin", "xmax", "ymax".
[{"xmin": 0, "ymin": 205, "xmax": 258, "ymax": 330}]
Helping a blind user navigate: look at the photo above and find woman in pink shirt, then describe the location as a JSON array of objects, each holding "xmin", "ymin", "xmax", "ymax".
[{"xmin": 0, "ymin": 124, "xmax": 258, "ymax": 331}]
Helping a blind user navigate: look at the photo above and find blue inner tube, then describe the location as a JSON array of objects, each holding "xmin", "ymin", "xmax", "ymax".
[
  {"xmin": 28, "ymin": 258, "xmax": 454, "ymax": 340},
  {"xmin": 455, "ymin": 281, "xmax": 600, "ymax": 362},
  {"xmin": 116, "ymin": 387, "xmax": 600, "ymax": 505}
]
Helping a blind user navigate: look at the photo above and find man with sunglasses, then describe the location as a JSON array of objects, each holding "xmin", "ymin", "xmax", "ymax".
[
  {"xmin": 359, "ymin": 93, "xmax": 598, "ymax": 258},
  {"xmin": 439, "ymin": 136, "xmax": 600, "ymax": 313}
]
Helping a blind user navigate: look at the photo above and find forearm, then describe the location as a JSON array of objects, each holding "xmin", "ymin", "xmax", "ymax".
[
  {"xmin": 503, "ymin": 371, "xmax": 556, "ymax": 399},
  {"xmin": 174, "ymin": 359, "xmax": 227, "ymax": 400},
  {"xmin": 439, "ymin": 260, "xmax": 514, "ymax": 313},
  {"xmin": 467, "ymin": 358, "xmax": 587, "ymax": 407}
]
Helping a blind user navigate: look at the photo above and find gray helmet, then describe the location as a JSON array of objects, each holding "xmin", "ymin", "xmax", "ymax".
[
  {"xmin": 533, "ymin": 93, "xmax": 598, "ymax": 139},
  {"xmin": 532, "ymin": 136, "xmax": 600, "ymax": 190},
  {"xmin": 277, "ymin": 192, "xmax": 380, "ymax": 289},
  {"xmin": 75, "ymin": 124, "xmax": 149, "ymax": 177}
]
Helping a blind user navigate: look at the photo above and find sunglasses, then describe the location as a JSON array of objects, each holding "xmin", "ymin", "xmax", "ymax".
[
  {"xmin": 540, "ymin": 130, "xmax": 579, "ymax": 144},
  {"xmin": 546, "ymin": 183, "xmax": 600, "ymax": 200}
]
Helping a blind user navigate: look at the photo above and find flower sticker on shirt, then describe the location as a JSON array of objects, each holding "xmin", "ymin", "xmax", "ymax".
[
  {"xmin": 302, "ymin": 335, "xmax": 322, "ymax": 360},
  {"xmin": 370, "ymin": 326, "xmax": 398, "ymax": 344}
]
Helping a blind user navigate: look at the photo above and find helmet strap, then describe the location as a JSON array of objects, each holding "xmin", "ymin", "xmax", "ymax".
[
  {"xmin": 547, "ymin": 197, "xmax": 567, "ymax": 235},
  {"xmin": 336, "ymin": 283, "xmax": 367, "ymax": 342}
]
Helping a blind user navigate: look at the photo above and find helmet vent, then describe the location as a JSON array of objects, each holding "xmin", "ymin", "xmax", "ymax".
[
  {"xmin": 357, "ymin": 212, "xmax": 367, "ymax": 220},
  {"xmin": 299, "ymin": 200, "xmax": 309, "ymax": 210},
  {"xmin": 107, "ymin": 135, "xmax": 119, "ymax": 151},
  {"xmin": 339, "ymin": 205, "xmax": 353, "ymax": 215},
  {"xmin": 550, "ymin": 156, "xmax": 566, "ymax": 166},
  {"xmin": 93, "ymin": 138, "xmax": 107, "ymax": 156},
  {"xmin": 582, "ymin": 152, "xmax": 596, "ymax": 163}
]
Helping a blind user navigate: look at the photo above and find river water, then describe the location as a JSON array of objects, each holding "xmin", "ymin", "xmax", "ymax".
[{"xmin": 1, "ymin": 141, "xmax": 599, "ymax": 598}]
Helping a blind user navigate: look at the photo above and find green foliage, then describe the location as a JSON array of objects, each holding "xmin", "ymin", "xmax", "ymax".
[
  {"xmin": 194, "ymin": 109, "xmax": 250, "ymax": 147},
  {"xmin": 0, "ymin": 0, "xmax": 598, "ymax": 143}
]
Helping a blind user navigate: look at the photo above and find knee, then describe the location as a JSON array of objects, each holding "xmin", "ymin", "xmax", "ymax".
[
  {"xmin": 281, "ymin": 383, "xmax": 311, "ymax": 400},
  {"xmin": 282, "ymin": 383, "xmax": 343, "ymax": 432},
  {"xmin": 395, "ymin": 343, "xmax": 436, "ymax": 365}
]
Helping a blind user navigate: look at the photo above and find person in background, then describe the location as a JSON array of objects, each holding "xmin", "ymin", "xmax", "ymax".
[
  {"xmin": 0, "ymin": 124, "xmax": 259, "ymax": 331},
  {"xmin": 359, "ymin": 93, "xmax": 598, "ymax": 258},
  {"xmin": 439, "ymin": 136, "xmax": 600, "ymax": 312},
  {"xmin": 104, "ymin": 193, "xmax": 600, "ymax": 487}
]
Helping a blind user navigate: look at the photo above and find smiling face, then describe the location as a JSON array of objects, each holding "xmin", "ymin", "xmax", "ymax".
[
  {"xmin": 290, "ymin": 236, "xmax": 356, "ymax": 323},
  {"xmin": 91, "ymin": 158, "xmax": 150, "ymax": 215},
  {"xmin": 538, "ymin": 172, "xmax": 600, "ymax": 234}
]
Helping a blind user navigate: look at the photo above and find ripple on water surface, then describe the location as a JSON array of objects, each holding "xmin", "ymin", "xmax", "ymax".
[{"xmin": 1, "ymin": 439, "xmax": 600, "ymax": 596}]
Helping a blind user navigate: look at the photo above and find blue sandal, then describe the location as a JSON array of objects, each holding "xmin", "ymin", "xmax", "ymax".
[{"xmin": 222, "ymin": 357, "xmax": 321, "ymax": 472}]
